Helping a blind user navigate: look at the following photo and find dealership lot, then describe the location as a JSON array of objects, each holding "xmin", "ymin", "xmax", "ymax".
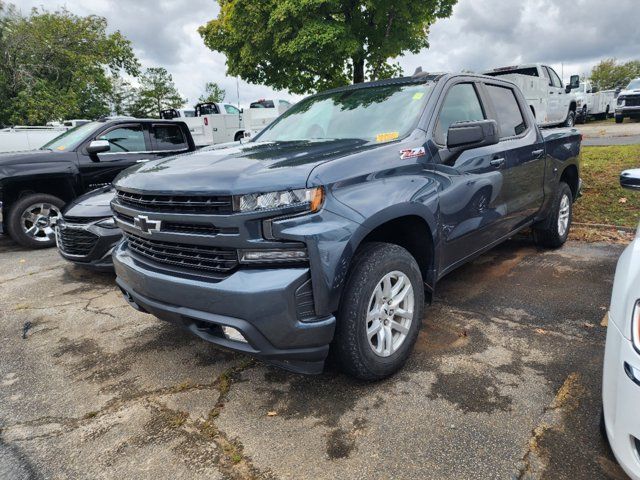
[{"xmin": 0, "ymin": 234, "xmax": 630, "ymax": 480}]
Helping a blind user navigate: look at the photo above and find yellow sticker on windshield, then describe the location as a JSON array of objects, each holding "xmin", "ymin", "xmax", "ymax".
[
  {"xmin": 376, "ymin": 132, "xmax": 399, "ymax": 143},
  {"xmin": 56, "ymin": 146, "xmax": 66, "ymax": 151},
  {"xmin": 412, "ymin": 92, "xmax": 424, "ymax": 100}
]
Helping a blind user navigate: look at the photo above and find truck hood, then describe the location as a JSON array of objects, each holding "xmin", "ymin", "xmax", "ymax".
[
  {"xmin": 114, "ymin": 139, "xmax": 368, "ymax": 194},
  {"xmin": 0, "ymin": 149, "xmax": 72, "ymax": 166},
  {"xmin": 620, "ymin": 89, "xmax": 640, "ymax": 96}
]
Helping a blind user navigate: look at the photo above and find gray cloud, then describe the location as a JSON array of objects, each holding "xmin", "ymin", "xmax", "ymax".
[{"xmin": 15, "ymin": 0, "xmax": 640, "ymax": 106}]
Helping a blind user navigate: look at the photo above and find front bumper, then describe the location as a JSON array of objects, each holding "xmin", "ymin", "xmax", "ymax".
[
  {"xmin": 602, "ymin": 317, "xmax": 640, "ymax": 480},
  {"xmin": 616, "ymin": 105, "xmax": 640, "ymax": 117},
  {"xmin": 56, "ymin": 219, "xmax": 122, "ymax": 271},
  {"xmin": 113, "ymin": 241, "xmax": 336, "ymax": 374}
]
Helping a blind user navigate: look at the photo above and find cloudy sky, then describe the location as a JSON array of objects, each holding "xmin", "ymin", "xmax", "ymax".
[{"xmin": 15, "ymin": 0, "xmax": 640, "ymax": 107}]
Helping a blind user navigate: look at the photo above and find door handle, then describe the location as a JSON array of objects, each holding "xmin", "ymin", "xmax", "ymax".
[
  {"xmin": 136, "ymin": 159, "xmax": 150, "ymax": 163},
  {"xmin": 531, "ymin": 149, "xmax": 545, "ymax": 158},
  {"xmin": 490, "ymin": 158, "xmax": 505, "ymax": 168}
]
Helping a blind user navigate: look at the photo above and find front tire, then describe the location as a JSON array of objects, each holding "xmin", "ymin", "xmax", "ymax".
[
  {"xmin": 334, "ymin": 242, "xmax": 424, "ymax": 380},
  {"xmin": 563, "ymin": 110, "xmax": 576, "ymax": 127},
  {"xmin": 533, "ymin": 182, "xmax": 573, "ymax": 248},
  {"xmin": 7, "ymin": 193, "xmax": 65, "ymax": 249},
  {"xmin": 615, "ymin": 115, "xmax": 624, "ymax": 124}
]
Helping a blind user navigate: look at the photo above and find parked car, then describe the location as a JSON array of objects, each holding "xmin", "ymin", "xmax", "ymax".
[
  {"xmin": 484, "ymin": 64, "xmax": 579, "ymax": 127},
  {"xmin": 571, "ymin": 81, "xmax": 616, "ymax": 123},
  {"xmin": 0, "ymin": 118, "xmax": 196, "ymax": 249},
  {"xmin": 615, "ymin": 78, "xmax": 640, "ymax": 124},
  {"xmin": 55, "ymin": 186, "xmax": 121, "ymax": 271},
  {"xmin": 111, "ymin": 72, "xmax": 581, "ymax": 379},
  {"xmin": 602, "ymin": 168, "xmax": 640, "ymax": 480}
]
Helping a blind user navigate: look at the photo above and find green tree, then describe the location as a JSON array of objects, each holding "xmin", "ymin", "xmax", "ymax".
[
  {"xmin": 0, "ymin": 3, "xmax": 139, "ymax": 125},
  {"xmin": 107, "ymin": 76, "xmax": 137, "ymax": 116},
  {"xmin": 591, "ymin": 58, "xmax": 640, "ymax": 91},
  {"xmin": 199, "ymin": 81, "xmax": 226, "ymax": 103},
  {"xmin": 199, "ymin": 0, "xmax": 457, "ymax": 95},
  {"xmin": 129, "ymin": 67, "xmax": 186, "ymax": 118}
]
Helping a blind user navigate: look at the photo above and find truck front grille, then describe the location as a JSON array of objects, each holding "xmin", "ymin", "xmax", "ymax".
[
  {"xmin": 114, "ymin": 211, "xmax": 238, "ymax": 236},
  {"xmin": 63, "ymin": 216, "xmax": 102, "ymax": 225},
  {"xmin": 116, "ymin": 190, "xmax": 233, "ymax": 214},
  {"xmin": 124, "ymin": 232, "xmax": 238, "ymax": 273},
  {"xmin": 58, "ymin": 228, "xmax": 98, "ymax": 256},
  {"xmin": 626, "ymin": 96, "xmax": 640, "ymax": 107}
]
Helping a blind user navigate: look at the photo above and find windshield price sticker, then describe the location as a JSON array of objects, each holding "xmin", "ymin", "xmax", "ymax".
[
  {"xmin": 376, "ymin": 132, "xmax": 399, "ymax": 143},
  {"xmin": 400, "ymin": 147, "xmax": 426, "ymax": 160}
]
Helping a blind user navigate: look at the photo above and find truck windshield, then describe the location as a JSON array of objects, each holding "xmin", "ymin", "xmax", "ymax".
[
  {"xmin": 41, "ymin": 122, "xmax": 101, "ymax": 151},
  {"xmin": 627, "ymin": 79, "xmax": 640, "ymax": 90},
  {"xmin": 256, "ymin": 83, "xmax": 434, "ymax": 144}
]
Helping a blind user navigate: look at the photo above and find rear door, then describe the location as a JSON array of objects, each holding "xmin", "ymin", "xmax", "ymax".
[
  {"xmin": 545, "ymin": 66, "xmax": 566, "ymax": 123},
  {"xmin": 149, "ymin": 123, "xmax": 191, "ymax": 158},
  {"xmin": 481, "ymin": 82, "xmax": 545, "ymax": 231},
  {"xmin": 432, "ymin": 81, "xmax": 509, "ymax": 270},
  {"xmin": 77, "ymin": 123, "xmax": 153, "ymax": 191}
]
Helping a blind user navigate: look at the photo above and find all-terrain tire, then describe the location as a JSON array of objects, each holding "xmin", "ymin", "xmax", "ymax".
[
  {"xmin": 563, "ymin": 110, "xmax": 576, "ymax": 127},
  {"xmin": 7, "ymin": 193, "xmax": 65, "ymax": 249},
  {"xmin": 533, "ymin": 182, "xmax": 573, "ymax": 249},
  {"xmin": 333, "ymin": 242, "xmax": 424, "ymax": 380}
]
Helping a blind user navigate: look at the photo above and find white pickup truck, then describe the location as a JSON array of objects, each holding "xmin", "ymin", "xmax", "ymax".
[
  {"xmin": 169, "ymin": 102, "xmax": 244, "ymax": 148},
  {"xmin": 571, "ymin": 81, "xmax": 616, "ymax": 123},
  {"xmin": 242, "ymin": 99, "xmax": 293, "ymax": 139},
  {"xmin": 0, "ymin": 119, "xmax": 90, "ymax": 153},
  {"xmin": 484, "ymin": 64, "xmax": 579, "ymax": 127}
]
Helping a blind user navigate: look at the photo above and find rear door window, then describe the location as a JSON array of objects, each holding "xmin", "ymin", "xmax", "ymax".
[
  {"xmin": 485, "ymin": 85, "xmax": 527, "ymax": 138},
  {"xmin": 548, "ymin": 67, "xmax": 563, "ymax": 88},
  {"xmin": 152, "ymin": 124, "xmax": 188, "ymax": 151},
  {"xmin": 434, "ymin": 83, "xmax": 486, "ymax": 145}
]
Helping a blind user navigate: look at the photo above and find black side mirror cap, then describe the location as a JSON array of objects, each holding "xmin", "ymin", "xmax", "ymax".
[
  {"xmin": 447, "ymin": 119, "xmax": 500, "ymax": 154},
  {"xmin": 620, "ymin": 169, "xmax": 640, "ymax": 190}
]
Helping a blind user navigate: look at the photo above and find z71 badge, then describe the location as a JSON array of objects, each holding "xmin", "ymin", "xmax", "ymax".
[{"xmin": 399, "ymin": 147, "xmax": 426, "ymax": 160}]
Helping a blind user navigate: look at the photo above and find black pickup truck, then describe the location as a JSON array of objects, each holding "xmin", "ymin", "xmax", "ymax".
[
  {"xmin": 112, "ymin": 73, "xmax": 582, "ymax": 380},
  {"xmin": 0, "ymin": 118, "xmax": 196, "ymax": 248}
]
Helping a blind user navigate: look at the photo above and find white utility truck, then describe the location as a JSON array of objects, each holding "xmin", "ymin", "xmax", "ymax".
[
  {"xmin": 0, "ymin": 125, "xmax": 69, "ymax": 153},
  {"xmin": 173, "ymin": 102, "xmax": 244, "ymax": 148},
  {"xmin": 242, "ymin": 99, "xmax": 293, "ymax": 139},
  {"xmin": 484, "ymin": 64, "xmax": 579, "ymax": 127},
  {"xmin": 571, "ymin": 81, "xmax": 616, "ymax": 123}
]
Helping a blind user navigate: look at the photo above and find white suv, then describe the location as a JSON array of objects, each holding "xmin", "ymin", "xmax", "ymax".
[{"xmin": 602, "ymin": 168, "xmax": 640, "ymax": 480}]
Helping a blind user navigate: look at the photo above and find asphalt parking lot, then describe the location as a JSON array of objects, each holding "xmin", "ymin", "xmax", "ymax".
[{"xmin": 0, "ymin": 235, "xmax": 631, "ymax": 480}]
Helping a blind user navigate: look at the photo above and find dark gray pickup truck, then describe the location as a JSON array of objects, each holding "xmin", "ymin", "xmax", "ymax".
[{"xmin": 112, "ymin": 73, "xmax": 581, "ymax": 379}]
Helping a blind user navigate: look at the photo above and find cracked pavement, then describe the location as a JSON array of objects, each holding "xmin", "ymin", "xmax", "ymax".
[{"xmin": 0, "ymin": 235, "xmax": 630, "ymax": 479}]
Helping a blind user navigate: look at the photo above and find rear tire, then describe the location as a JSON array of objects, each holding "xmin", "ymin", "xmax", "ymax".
[
  {"xmin": 533, "ymin": 182, "xmax": 572, "ymax": 248},
  {"xmin": 7, "ymin": 193, "xmax": 65, "ymax": 249},
  {"xmin": 334, "ymin": 242, "xmax": 424, "ymax": 380}
]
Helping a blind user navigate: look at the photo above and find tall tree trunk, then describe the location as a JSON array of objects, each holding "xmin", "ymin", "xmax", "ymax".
[{"xmin": 353, "ymin": 58, "xmax": 365, "ymax": 84}]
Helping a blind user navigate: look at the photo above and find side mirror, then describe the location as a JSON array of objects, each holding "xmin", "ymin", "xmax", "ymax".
[
  {"xmin": 569, "ymin": 75, "xmax": 580, "ymax": 89},
  {"xmin": 447, "ymin": 119, "xmax": 499, "ymax": 153},
  {"xmin": 620, "ymin": 169, "xmax": 640, "ymax": 190},
  {"xmin": 87, "ymin": 140, "xmax": 110, "ymax": 155}
]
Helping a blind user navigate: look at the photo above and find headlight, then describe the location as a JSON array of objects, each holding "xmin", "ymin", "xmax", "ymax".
[
  {"xmin": 235, "ymin": 187, "xmax": 324, "ymax": 213},
  {"xmin": 618, "ymin": 97, "xmax": 626, "ymax": 106},
  {"xmin": 632, "ymin": 301, "xmax": 640, "ymax": 352},
  {"xmin": 96, "ymin": 217, "xmax": 117, "ymax": 228},
  {"xmin": 576, "ymin": 100, "xmax": 583, "ymax": 107}
]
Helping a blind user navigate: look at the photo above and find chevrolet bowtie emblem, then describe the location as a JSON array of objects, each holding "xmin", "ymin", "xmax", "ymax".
[{"xmin": 133, "ymin": 215, "xmax": 161, "ymax": 234}]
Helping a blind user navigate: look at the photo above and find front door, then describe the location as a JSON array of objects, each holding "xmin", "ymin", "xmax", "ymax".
[
  {"xmin": 543, "ymin": 66, "xmax": 564, "ymax": 123},
  {"xmin": 432, "ymin": 82, "xmax": 508, "ymax": 271},
  {"xmin": 78, "ymin": 123, "xmax": 152, "ymax": 191}
]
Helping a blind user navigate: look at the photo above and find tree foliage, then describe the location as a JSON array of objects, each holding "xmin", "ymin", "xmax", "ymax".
[
  {"xmin": 0, "ymin": 2, "xmax": 140, "ymax": 125},
  {"xmin": 128, "ymin": 67, "xmax": 186, "ymax": 118},
  {"xmin": 199, "ymin": 0, "xmax": 457, "ymax": 95},
  {"xmin": 199, "ymin": 81, "xmax": 226, "ymax": 103},
  {"xmin": 591, "ymin": 59, "xmax": 640, "ymax": 91}
]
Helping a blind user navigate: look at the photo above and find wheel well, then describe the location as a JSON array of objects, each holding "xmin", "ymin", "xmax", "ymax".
[
  {"xmin": 3, "ymin": 178, "xmax": 76, "ymax": 210},
  {"xmin": 234, "ymin": 131, "xmax": 244, "ymax": 141},
  {"xmin": 569, "ymin": 102, "xmax": 577, "ymax": 113},
  {"xmin": 359, "ymin": 215, "xmax": 434, "ymax": 282},
  {"xmin": 560, "ymin": 165, "xmax": 579, "ymax": 200}
]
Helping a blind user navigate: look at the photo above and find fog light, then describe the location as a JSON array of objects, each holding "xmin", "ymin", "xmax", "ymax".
[
  {"xmin": 239, "ymin": 248, "xmax": 307, "ymax": 264},
  {"xmin": 222, "ymin": 326, "xmax": 247, "ymax": 343}
]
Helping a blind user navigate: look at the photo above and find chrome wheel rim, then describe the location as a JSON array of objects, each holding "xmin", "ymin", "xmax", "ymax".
[
  {"xmin": 366, "ymin": 271, "xmax": 414, "ymax": 358},
  {"xmin": 21, "ymin": 203, "xmax": 61, "ymax": 242},
  {"xmin": 557, "ymin": 194, "xmax": 570, "ymax": 237}
]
